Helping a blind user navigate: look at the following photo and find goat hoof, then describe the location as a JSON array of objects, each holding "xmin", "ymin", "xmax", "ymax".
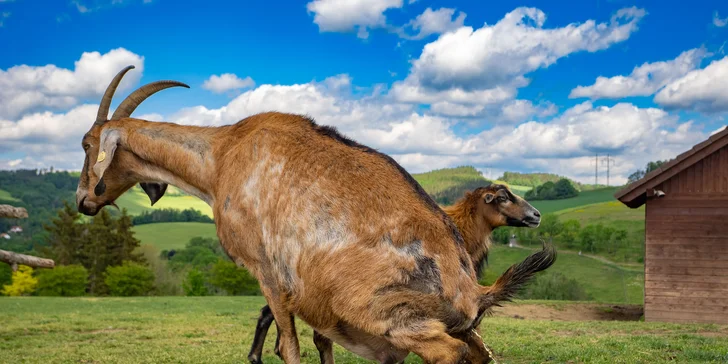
[{"xmin": 247, "ymin": 354, "xmax": 262, "ymax": 364}]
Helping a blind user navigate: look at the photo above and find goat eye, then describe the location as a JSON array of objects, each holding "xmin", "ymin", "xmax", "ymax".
[
  {"xmin": 498, "ymin": 196, "xmax": 507, "ymax": 203},
  {"xmin": 83, "ymin": 144, "xmax": 91, "ymax": 151}
]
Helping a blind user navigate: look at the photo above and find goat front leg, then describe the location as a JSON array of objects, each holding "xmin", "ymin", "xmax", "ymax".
[
  {"xmin": 387, "ymin": 320, "xmax": 469, "ymax": 364},
  {"xmin": 248, "ymin": 305, "xmax": 275, "ymax": 364},
  {"xmin": 313, "ymin": 330, "xmax": 335, "ymax": 364}
]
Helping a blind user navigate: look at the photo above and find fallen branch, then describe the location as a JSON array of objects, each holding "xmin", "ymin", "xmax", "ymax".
[
  {"xmin": 0, "ymin": 205, "xmax": 28, "ymax": 219},
  {"xmin": 0, "ymin": 249, "xmax": 55, "ymax": 272}
]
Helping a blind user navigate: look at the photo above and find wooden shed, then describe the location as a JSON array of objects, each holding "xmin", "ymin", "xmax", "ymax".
[{"xmin": 615, "ymin": 126, "xmax": 728, "ymax": 324}]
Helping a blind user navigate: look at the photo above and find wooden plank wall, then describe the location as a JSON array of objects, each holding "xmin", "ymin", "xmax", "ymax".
[{"xmin": 645, "ymin": 146, "xmax": 728, "ymax": 324}]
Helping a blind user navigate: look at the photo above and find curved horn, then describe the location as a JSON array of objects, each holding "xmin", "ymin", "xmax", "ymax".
[
  {"xmin": 95, "ymin": 65, "xmax": 136, "ymax": 125},
  {"xmin": 110, "ymin": 80, "xmax": 190, "ymax": 121}
]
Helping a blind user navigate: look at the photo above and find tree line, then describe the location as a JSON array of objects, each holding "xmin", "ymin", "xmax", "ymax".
[
  {"xmin": 492, "ymin": 213, "xmax": 643, "ymax": 263},
  {"xmin": 1, "ymin": 203, "xmax": 259, "ymax": 297},
  {"xmin": 524, "ymin": 179, "xmax": 579, "ymax": 201}
]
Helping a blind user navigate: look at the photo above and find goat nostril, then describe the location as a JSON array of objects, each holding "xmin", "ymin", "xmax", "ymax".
[{"xmin": 534, "ymin": 211, "xmax": 541, "ymax": 218}]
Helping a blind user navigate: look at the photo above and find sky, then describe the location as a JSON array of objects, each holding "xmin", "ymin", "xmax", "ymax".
[{"xmin": 1, "ymin": 0, "xmax": 727, "ymax": 185}]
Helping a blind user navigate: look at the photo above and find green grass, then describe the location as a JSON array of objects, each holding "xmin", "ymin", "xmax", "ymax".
[
  {"xmin": 1, "ymin": 297, "xmax": 726, "ymax": 364},
  {"xmin": 557, "ymin": 200, "xmax": 645, "ymax": 235},
  {"xmin": 116, "ymin": 185, "xmax": 213, "ymax": 217},
  {"xmin": 481, "ymin": 245, "xmax": 644, "ymax": 304},
  {"xmin": 528, "ymin": 187, "xmax": 623, "ymax": 214},
  {"xmin": 0, "ymin": 188, "xmax": 20, "ymax": 202},
  {"xmin": 132, "ymin": 222, "xmax": 218, "ymax": 251}
]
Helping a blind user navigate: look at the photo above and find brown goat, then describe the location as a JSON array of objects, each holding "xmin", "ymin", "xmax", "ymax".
[
  {"xmin": 248, "ymin": 185, "xmax": 555, "ymax": 363},
  {"xmin": 76, "ymin": 66, "xmax": 545, "ymax": 363}
]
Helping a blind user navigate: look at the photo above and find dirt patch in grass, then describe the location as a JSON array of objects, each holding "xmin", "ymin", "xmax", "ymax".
[{"xmin": 491, "ymin": 303, "xmax": 644, "ymax": 321}]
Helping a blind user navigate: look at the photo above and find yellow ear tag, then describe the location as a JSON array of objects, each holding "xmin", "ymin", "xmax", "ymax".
[{"xmin": 97, "ymin": 151, "xmax": 106, "ymax": 163}]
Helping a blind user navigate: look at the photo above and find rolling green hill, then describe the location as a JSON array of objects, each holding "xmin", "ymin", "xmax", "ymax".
[
  {"xmin": 116, "ymin": 185, "xmax": 213, "ymax": 217},
  {"xmin": 132, "ymin": 222, "xmax": 218, "ymax": 251},
  {"xmin": 527, "ymin": 187, "xmax": 623, "ymax": 214},
  {"xmin": 481, "ymin": 245, "xmax": 643, "ymax": 304},
  {"xmin": 556, "ymin": 200, "xmax": 645, "ymax": 232}
]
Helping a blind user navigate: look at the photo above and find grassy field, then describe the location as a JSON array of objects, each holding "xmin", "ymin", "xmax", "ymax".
[
  {"xmin": 481, "ymin": 245, "xmax": 644, "ymax": 304},
  {"xmin": 132, "ymin": 222, "xmax": 218, "ymax": 250},
  {"xmin": 116, "ymin": 185, "xmax": 213, "ymax": 217},
  {"xmin": 557, "ymin": 200, "xmax": 645, "ymax": 235},
  {"xmin": 1, "ymin": 297, "xmax": 726, "ymax": 364},
  {"xmin": 527, "ymin": 187, "xmax": 622, "ymax": 214},
  {"xmin": 0, "ymin": 188, "xmax": 20, "ymax": 202}
]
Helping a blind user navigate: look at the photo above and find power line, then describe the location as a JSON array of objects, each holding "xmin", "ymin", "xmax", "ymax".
[{"xmin": 601, "ymin": 154, "xmax": 616, "ymax": 186}]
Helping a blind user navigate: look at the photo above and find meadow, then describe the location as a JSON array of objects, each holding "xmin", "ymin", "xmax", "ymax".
[
  {"xmin": 1, "ymin": 297, "xmax": 726, "ymax": 364},
  {"xmin": 116, "ymin": 185, "xmax": 214, "ymax": 217},
  {"xmin": 133, "ymin": 222, "xmax": 219, "ymax": 251}
]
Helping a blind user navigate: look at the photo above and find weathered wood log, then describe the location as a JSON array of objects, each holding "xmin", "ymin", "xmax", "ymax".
[
  {"xmin": 0, "ymin": 249, "xmax": 55, "ymax": 272},
  {"xmin": 0, "ymin": 205, "xmax": 28, "ymax": 219}
]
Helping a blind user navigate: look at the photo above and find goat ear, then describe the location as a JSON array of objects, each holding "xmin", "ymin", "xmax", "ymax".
[
  {"xmin": 140, "ymin": 182, "xmax": 168, "ymax": 206},
  {"xmin": 484, "ymin": 193, "xmax": 495, "ymax": 203},
  {"xmin": 92, "ymin": 129, "xmax": 121, "ymax": 196}
]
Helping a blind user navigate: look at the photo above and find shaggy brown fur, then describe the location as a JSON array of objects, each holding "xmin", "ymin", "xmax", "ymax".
[
  {"xmin": 248, "ymin": 184, "xmax": 553, "ymax": 364},
  {"xmin": 76, "ymin": 68, "xmax": 545, "ymax": 364}
]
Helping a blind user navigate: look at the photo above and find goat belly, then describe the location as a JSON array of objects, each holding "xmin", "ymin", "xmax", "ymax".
[{"xmin": 318, "ymin": 324, "xmax": 409, "ymax": 363}]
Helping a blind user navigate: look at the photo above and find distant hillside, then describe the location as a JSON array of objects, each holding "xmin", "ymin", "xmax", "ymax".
[
  {"xmin": 481, "ymin": 245, "xmax": 643, "ymax": 304},
  {"xmin": 528, "ymin": 187, "xmax": 622, "ymax": 214},
  {"xmin": 133, "ymin": 222, "xmax": 218, "ymax": 251},
  {"xmin": 412, "ymin": 166, "xmax": 490, "ymax": 205},
  {"xmin": 115, "ymin": 185, "xmax": 213, "ymax": 217},
  {"xmin": 499, "ymin": 172, "xmax": 609, "ymax": 191}
]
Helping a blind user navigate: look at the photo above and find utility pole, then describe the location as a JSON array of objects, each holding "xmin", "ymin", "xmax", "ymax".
[{"xmin": 601, "ymin": 154, "xmax": 616, "ymax": 186}]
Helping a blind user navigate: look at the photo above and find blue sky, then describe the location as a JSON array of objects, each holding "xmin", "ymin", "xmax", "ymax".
[{"xmin": 1, "ymin": 0, "xmax": 727, "ymax": 184}]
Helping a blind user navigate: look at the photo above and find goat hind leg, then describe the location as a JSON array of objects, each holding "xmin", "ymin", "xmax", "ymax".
[
  {"xmin": 268, "ymin": 306, "xmax": 300, "ymax": 363},
  {"xmin": 313, "ymin": 330, "xmax": 335, "ymax": 364},
  {"xmin": 247, "ymin": 305, "xmax": 276, "ymax": 364},
  {"xmin": 452, "ymin": 329, "xmax": 492, "ymax": 364}
]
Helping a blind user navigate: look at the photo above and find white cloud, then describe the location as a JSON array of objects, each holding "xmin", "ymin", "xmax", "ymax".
[
  {"xmin": 429, "ymin": 99, "xmax": 556, "ymax": 124},
  {"xmin": 72, "ymin": 0, "xmax": 154, "ymax": 13},
  {"xmin": 0, "ymin": 104, "xmax": 97, "ymax": 143},
  {"xmin": 398, "ymin": 8, "xmax": 466, "ymax": 40},
  {"xmin": 398, "ymin": 7, "xmax": 645, "ymax": 92},
  {"xmin": 202, "ymin": 73, "xmax": 255, "ymax": 94},
  {"xmin": 714, "ymin": 11, "xmax": 728, "ymax": 27},
  {"xmin": 0, "ymin": 48, "xmax": 144, "ymax": 119},
  {"xmin": 0, "ymin": 104, "xmax": 100, "ymax": 170},
  {"xmin": 570, "ymin": 48, "xmax": 708, "ymax": 99},
  {"xmin": 391, "ymin": 7, "xmax": 646, "ymax": 113},
  {"xmin": 0, "ymin": 12, "xmax": 9, "ymax": 27},
  {"xmin": 306, "ymin": 0, "xmax": 403, "ymax": 39},
  {"xmin": 654, "ymin": 56, "xmax": 728, "ymax": 112}
]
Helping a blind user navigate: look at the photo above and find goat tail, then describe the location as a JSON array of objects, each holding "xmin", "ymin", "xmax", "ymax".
[{"xmin": 477, "ymin": 241, "xmax": 557, "ymax": 317}]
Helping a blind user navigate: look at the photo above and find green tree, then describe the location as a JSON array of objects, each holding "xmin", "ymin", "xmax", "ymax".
[
  {"xmin": 105, "ymin": 261, "xmax": 155, "ymax": 296},
  {"xmin": 168, "ymin": 237, "xmax": 226, "ymax": 271},
  {"xmin": 208, "ymin": 259, "xmax": 260, "ymax": 295},
  {"xmin": 560, "ymin": 219, "xmax": 582, "ymax": 249},
  {"xmin": 491, "ymin": 227, "xmax": 512, "ymax": 245},
  {"xmin": 183, "ymin": 268, "xmax": 209, "ymax": 296},
  {"xmin": 44, "ymin": 204, "xmax": 144, "ymax": 294},
  {"xmin": 537, "ymin": 214, "xmax": 563, "ymax": 243},
  {"xmin": 36, "ymin": 265, "xmax": 88, "ymax": 296}
]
